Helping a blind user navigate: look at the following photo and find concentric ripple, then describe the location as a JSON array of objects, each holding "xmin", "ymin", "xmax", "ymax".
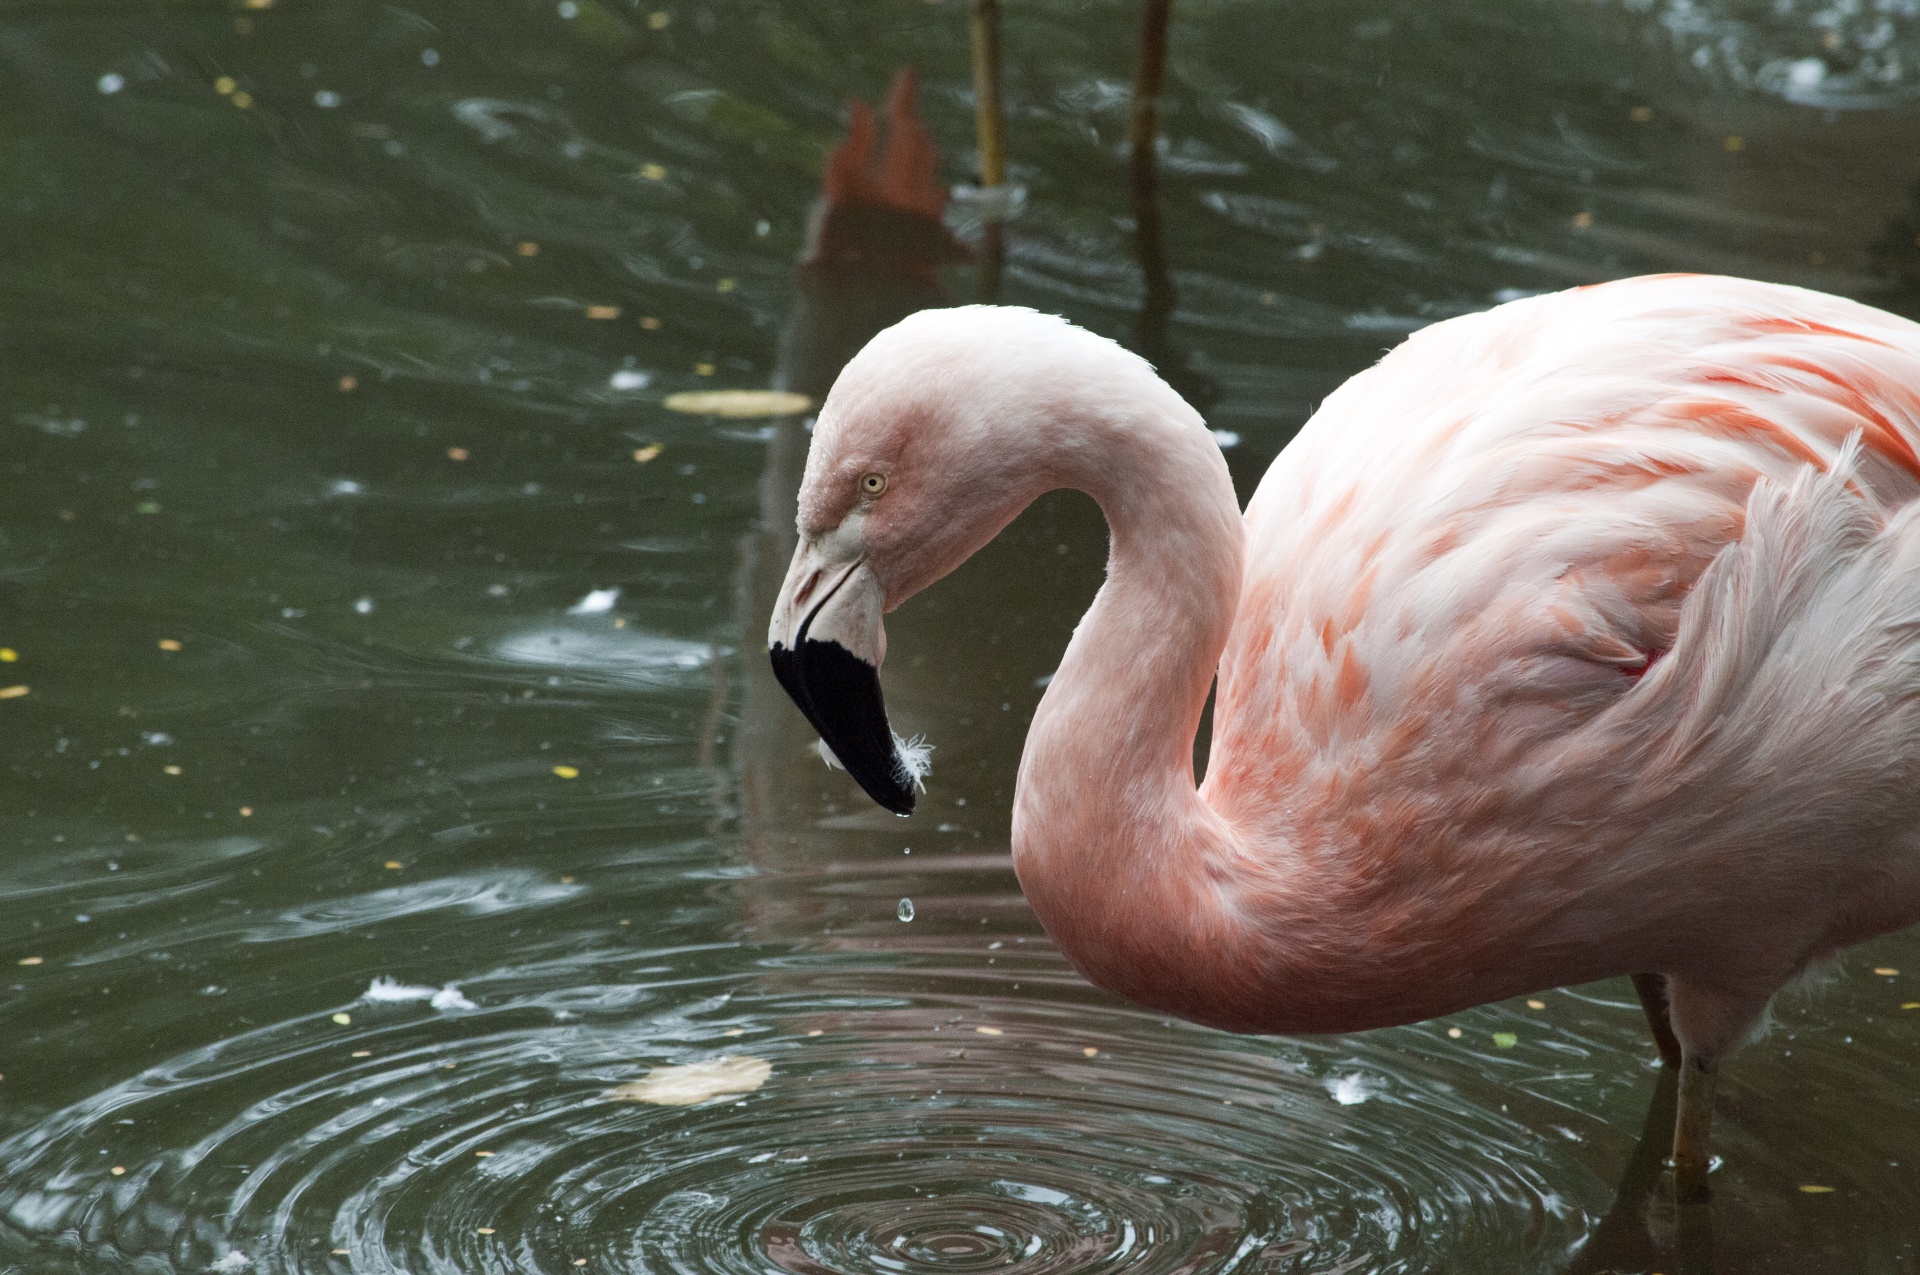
[{"xmin": 0, "ymin": 931, "xmax": 1606, "ymax": 1275}]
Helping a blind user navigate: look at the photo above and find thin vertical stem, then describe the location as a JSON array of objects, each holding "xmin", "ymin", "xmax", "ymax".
[
  {"xmin": 969, "ymin": 0, "xmax": 1007, "ymax": 300},
  {"xmin": 969, "ymin": 0, "xmax": 1005, "ymax": 188},
  {"xmin": 1128, "ymin": 0, "xmax": 1173, "ymax": 201},
  {"xmin": 1129, "ymin": 0, "xmax": 1175, "ymax": 361}
]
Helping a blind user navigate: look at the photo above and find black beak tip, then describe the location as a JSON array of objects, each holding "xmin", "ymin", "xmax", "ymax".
[{"xmin": 770, "ymin": 639, "xmax": 917, "ymax": 817}]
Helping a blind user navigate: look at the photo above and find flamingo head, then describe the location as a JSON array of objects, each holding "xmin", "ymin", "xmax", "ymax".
[{"xmin": 768, "ymin": 305, "xmax": 1121, "ymax": 813}]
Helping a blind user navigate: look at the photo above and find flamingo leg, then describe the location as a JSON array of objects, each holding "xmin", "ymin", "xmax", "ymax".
[
  {"xmin": 1631, "ymin": 972, "xmax": 1683, "ymax": 1068},
  {"xmin": 1671, "ymin": 1050, "xmax": 1719, "ymax": 1202}
]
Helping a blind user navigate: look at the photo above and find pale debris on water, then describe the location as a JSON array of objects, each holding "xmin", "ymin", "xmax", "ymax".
[
  {"xmin": 1323, "ymin": 1072, "xmax": 1379, "ymax": 1106},
  {"xmin": 607, "ymin": 1055, "xmax": 771, "ymax": 1106},
  {"xmin": 609, "ymin": 369, "xmax": 651, "ymax": 391},
  {"xmin": 210, "ymin": 1252, "xmax": 251, "ymax": 1274},
  {"xmin": 567, "ymin": 587, "xmax": 620, "ymax": 616},
  {"xmin": 362, "ymin": 976, "xmax": 476, "ymax": 1011},
  {"xmin": 662, "ymin": 390, "xmax": 811, "ymax": 418}
]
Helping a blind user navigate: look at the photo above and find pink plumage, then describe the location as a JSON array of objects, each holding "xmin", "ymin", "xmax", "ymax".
[{"xmin": 769, "ymin": 273, "xmax": 1920, "ymax": 1189}]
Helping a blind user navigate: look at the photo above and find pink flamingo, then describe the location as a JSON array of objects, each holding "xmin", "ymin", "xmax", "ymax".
[{"xmin": 767, "ymin": 273, "xmax": 1920, "ymax": 1197}]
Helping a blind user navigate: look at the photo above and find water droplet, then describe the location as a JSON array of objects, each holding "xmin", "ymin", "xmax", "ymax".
[{"xmin": 896, "ymin": 898, "xmax": 915, "ymax": 922}]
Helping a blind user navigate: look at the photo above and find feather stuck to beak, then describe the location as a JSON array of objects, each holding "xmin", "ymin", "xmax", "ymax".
[{"xmin": 769, "ymin": 540, "xmax": 926, "ymax": 815}]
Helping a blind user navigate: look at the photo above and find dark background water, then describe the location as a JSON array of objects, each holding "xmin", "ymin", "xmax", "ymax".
[{"xmin": 1, "ymin": 1, "xmax": 1918, "ymax": 1272}]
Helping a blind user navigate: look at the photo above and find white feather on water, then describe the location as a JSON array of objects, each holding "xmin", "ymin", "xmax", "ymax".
[
  {"xmin": 362, "ymin": 976, "xmax": 476, "ymax": 1011},
  {"xmin": 567, "ymin": 587, "xmax": 621, "ymax": 615},
  {"xmin": 1323, "ymin": 1072, "xmax": 1379, "ymax": 1106}
]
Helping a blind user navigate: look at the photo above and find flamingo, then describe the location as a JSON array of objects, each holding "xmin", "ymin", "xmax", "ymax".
[{"xmin": 766, "ymin": 273, "xmax": 1920, "ymax": 1198}]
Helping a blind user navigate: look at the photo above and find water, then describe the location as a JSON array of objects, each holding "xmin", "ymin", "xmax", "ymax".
[{"xmin": 2, "ymin": 1, "xmax": 1919, "ymax": 1272}]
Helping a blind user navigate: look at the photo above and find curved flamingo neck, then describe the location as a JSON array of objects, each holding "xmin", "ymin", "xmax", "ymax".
[{"xmin": 1011, "ymin": 388, "xmax": 1258, "ymax": 1023}]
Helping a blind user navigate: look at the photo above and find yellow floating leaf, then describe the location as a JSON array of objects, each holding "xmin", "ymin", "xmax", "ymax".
[
  {"xmin": 158, "ymin": 639, "xmax": 183, "ymax": 651},
  {"xmin": 1901, "ymin": 1002, "xmax": 1919, "ymax": 1010},
  {"xmin": 0, "ymin": 648, "xmax": 16, "ymax": 662},
  {"xmin": 110, "ymin": 1165, "xmax": 125, "ymax": 1176},
  {"xmin": 1873, "ymin": 967, "xmax": 1899, "ymax": 976},
  {"xmin": 474, "ymin": 1150, "xmax": 494, "ymax": 1157},
  {"xmin": 694, "ymin": 362, "xmax": 715, "ymax": 377},
  {"xmin": 1798, "ymin": 1184, "xmax": 1835, "ymax": 1194},
  {"xmin": 552, "ymin": 765, "xmax": 580, "ymax": 779},
  {"xmin": 1525, "ymin": 999, "xmax": 1546, "ymax": 1010},
  {"xmin": 641, "ymin": 316, "xmax": 661, "ymax": 330},
  {"xmin": 338, "ymin": 375, "xmax": 358, "ymax": 392},
  {"xmin": 239, "ymin": 806, "xmax": 253, "ymax": 816},
  {"xmin": 162, "ymin": 765, "xmax": 182, "ymax": 776},
  {"xmin": 640, "ymin": 163, "xmax": 666, "ymax": 181},
  {"xmin": 974, "ymin": 1025, "xmax": 1003, "ymax": 1036},
  {"xmin": 1082, "ymin": 1046, "xmax": 1099, "ymax": 1057},
  {"xmin": 384, "ymin": 860, "xmax": 403, "ymax": 870},
  {"xmin": 633, "ymin": 444, "xmax": 663, "ymax": 463},
  {"xmin": 607, "ymin": 1055, "xmax": 771, "ymax": 1106},
  {"xmin": 330, "ymin": 1012, "xmax": 351, "ymax": 1025},
  {"xmin": 351, "ymin": 1050, "xmax": 372, "ymax": 1058},
  {"xmin": 477, "ymin": 1227, "xmax": 496, "ymax": 1235},
  {"xmin": 805, "ymin": 1029, "xmax": 822, "ymax": 1037},
  {"xmin": 647, "ymin": 10, "xmax": 670, "ymax": 28},
  {"xmin": 1570, "ymin": 211, "xmax": 1593, "ymax": 229},
  {"xmin": 447, "ymin": 446, "xmax": 470, "ymax": 461},
  {"xmin": 215, "ymin": 76, "xmax": 236, "ymax": 95},
  {"xmin": 231, "ymin": 91, "xmax": 253, "ymax": 109},
  {"xmin": 0, "ymin": 685, "xmax": 29, "ymax": 699},
  {"xmin": 1446, "ymin": 1026, "xmax": 1463, "ymax": 1039},
  {"xmin": 716, "ymin": 278, "xmax": 735, "ymax": 292},
  {"xmin": 586, "ymin": 305, "xmax": 622, "ymax": 320},
  {"xmin": 517, "ymin": 242, "xmax": 539, "ymax": 257},
  {"xmin": 17, "ymin": 957, "xmax": 43, "ymax": 966},
  {"xmin": 663, "ymin": 390, "xmax": 811, "ymax": 419}
]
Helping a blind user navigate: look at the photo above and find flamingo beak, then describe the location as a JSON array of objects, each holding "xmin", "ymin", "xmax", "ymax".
[{"xmin": 768, "ymin": 534, "xmax": 916, "ymax": 815}]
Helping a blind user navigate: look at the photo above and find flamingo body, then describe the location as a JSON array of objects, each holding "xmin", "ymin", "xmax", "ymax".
[{"xmin": 770, "ymin": 273, "xmax": 1920, "ymax": 1085}]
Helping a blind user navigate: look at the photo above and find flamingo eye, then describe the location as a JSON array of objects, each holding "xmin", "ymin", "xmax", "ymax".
[{"xmin": 860, "ymin": 472, "xmax": 888, "ymax": 497}]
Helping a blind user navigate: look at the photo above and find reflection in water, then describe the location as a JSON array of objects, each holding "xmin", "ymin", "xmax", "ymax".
[{"xmin": 736, "ymin": 67, "xmax": 964, "ymax": 844}]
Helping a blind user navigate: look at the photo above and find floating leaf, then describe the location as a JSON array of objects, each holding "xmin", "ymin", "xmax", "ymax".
[
  {"xmin": 1491, "ymin": 1031, "xmax": 1518, "ymax": 1049},
  {"xmin": 585, "ymin": 305, "xmax": 621, "ymax": 320},
  {"xmin": 663, "ymin": 390, "xmax": 811, "ymax": 418},
  {"xmin": 0, "ymin": 685, "xmax": 28, "ymax": 699},
  {"xmin": 1873, "ymin": 967, "xmax": 1899, "ymax": 976},
  {"xmin": 608, "ymin": 1056, "xmax": 771, "ymax": 1106},
  {"xmin": 158, "ymin": 639, "xmax": 182, "ymax": 651},
  {"xmin": 330, "ymin": 1012, "xmax": 351, "ymax": 1025},
  {"xmin": 974, "ymin": 1026, "xmax": 1003, "ymax": 1036},
  {"xmin": 1799, "ymin": 1184, "xmax": 1836, "ymax": 1194},
  {"xmin": 552, "ymin": 765, "xmax": 580, "ymax": 779},
  {"xmin": 633, "ymin": 444, "xmax": 663, "ymax": 463}
]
